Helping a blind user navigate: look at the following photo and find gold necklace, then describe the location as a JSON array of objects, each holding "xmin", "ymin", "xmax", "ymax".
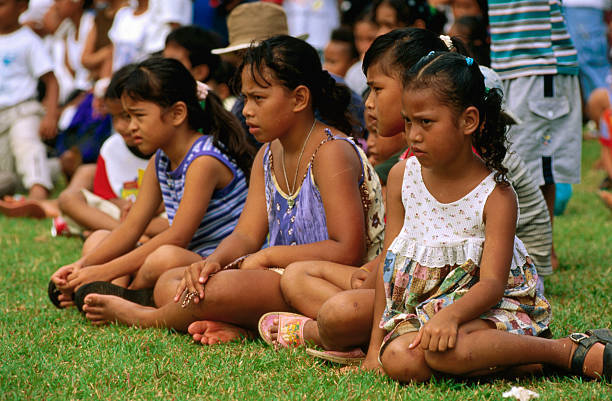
[{"xmin": 281, "ymin": 120, "xmax": 316, "ymax": 209}]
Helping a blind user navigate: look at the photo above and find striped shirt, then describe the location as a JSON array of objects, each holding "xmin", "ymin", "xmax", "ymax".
[
  {"xmin": 488, "ymin": 0, "xmax": 578, "ymax": 79},
  {"xmin": 155, "ymin": 135, "xmax": 247, "ymax": 257}
]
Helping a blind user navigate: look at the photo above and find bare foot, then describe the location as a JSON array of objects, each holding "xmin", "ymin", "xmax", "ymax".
[
  {"xmin": 58, "ymin": 293, "xmax": 75, "ymax": 308},
  {"xmin": 551, "ymin": 247, "xmax": 559, "ymax": 271},
  {"xmin": 187, "ymin": 320, "xmax": 252, "ymax": 345},
  {"xmin": 599, "ymin": 191, "xmax": 612, "ymax": 210},
  {"xmin": 82, "ymin": 294, "xmax": 156, "ymax": 326}
]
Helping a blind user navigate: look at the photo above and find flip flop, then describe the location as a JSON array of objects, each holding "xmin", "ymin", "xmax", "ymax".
[
  {"xmin": 258, "ymin": 312, "xmax": 313, "ymax": 348},
  {"xmin": 74, "ymin": 281, "xmax": 155, "ymax": 313},
  {"xmin": 0, "ymin": 199, "xmax": 46, "ymax": 218},
  {"xmin": 306, "ymin": 347, "xmax": 366, "ymax": 365},
  {"xmin": 569, "ymin": 328, "xmax": 612, "ymax": 380},
  {"xmin": 48, "ymin": 280, "xmax": 72, "ymax": 309}
]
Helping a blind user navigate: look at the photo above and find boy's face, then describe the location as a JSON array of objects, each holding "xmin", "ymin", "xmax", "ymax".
[
  {"xmin": 366, "ymin": 61, "xmax": 404, "ymax": 138},
  {"xmin": 105, "ymin": 98, "xmax": 134, "ymax": 146},
  {"xmin": 323, "ymin": 40, "xmax": 354, "ymax": 78},
  {"xmin": 0, "ymin": 0, "xmax": 27, "ymax": 32},
  {"xmin": 452, "ymin": 0, "xmax": 482, "ymax": 19},
  {"xmin": 163, "ymin": 41, "xmax": 193, "ymax": 71},
  {"xmin": 354, "ymin": 20, "xmax": 377, "ymax": 58}
]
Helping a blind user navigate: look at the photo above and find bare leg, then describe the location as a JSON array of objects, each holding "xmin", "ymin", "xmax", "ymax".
[
  {"xmin": 316, "ymin": 289, "xmax": 374, "ymax": 350},
  {"xmin": 380, "ymin": 319, "xmax": 607, "ymax": 383},
  {"xmin": 82, "ymin": 268, "xmax": 292, "ymax": 333},
  {"xmin": 280, "ymin": 261, "xmax": 358, "ymax": 318},
  {"xmin": 28, "ymin": 184, "xmax": 49, "ymax": 200},
  {"xmin": 129, "ymin": 245, "xmax": 201, "ymax": 290}
]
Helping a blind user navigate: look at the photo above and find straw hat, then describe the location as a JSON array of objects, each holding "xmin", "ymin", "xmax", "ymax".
[{"xmin": 212, "ymin": 2, "xmax": 307, "ymax": 55}]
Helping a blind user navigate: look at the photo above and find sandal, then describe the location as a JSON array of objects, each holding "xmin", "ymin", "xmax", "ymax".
[
  {"xmin": 48, "ymin": 280, "xmax": 72, "ymax": 309},
  {"xmin": 569, "ymin": 328, "xmax": 612, "ymax": 380},
  {"xmin": 306, "ymin": 347, "xmax": 366, "ymax": 365},
  {"xmin": 74, "ymin": 281, "xmax": 155, "ymax": 313},
  {"xmin": 258, "ymin": 312, "xmax": 312, "ymax": 348}
]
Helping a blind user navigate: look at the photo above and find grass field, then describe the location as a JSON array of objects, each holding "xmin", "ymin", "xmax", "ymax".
[{"xmin": 0, "ymin": 140, "xmax": 610, "ymax": 400}]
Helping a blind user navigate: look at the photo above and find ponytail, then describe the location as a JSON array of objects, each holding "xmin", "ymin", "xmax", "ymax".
[
  {"xmin": 315, "ymin": 70, "xmax": 354, "ymax": 135},
  {"xmin": 122, "ymin": 57, "xmax": 255, "ymax": 180},
  {"xmin": 238, "ymin": 35, "xmax": 355, "ymax": 135}
]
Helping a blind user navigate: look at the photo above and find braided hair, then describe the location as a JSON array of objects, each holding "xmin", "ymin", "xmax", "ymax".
[{"xmin": 403, "ymin": 52, "xmax": 509, "ymax": 184}]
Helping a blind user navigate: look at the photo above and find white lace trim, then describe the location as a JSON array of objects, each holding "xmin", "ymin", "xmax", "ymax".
[{"xmin": 388, "ymin": 236, "xmax": 528, "ymax": 269}]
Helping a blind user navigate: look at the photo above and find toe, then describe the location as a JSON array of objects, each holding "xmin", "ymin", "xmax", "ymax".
[{"xmin": 188, "ymin": 320, "xmax": 207, "ymax": 335}]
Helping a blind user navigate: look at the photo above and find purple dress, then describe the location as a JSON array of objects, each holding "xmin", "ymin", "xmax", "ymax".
[{"xmin": 264, "ymin": 129, "xmax": 365, "ymax": 246}]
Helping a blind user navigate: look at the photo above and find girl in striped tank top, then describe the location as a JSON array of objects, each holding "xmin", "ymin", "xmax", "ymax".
[{"xmin": 49, "ymin": 58, "xmax": 254, "ymax": 309}]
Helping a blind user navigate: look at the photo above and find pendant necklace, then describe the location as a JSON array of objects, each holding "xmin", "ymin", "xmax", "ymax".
[{"xmin": 281, "ymin": 120, "xmax": 316, "ymax": 209}]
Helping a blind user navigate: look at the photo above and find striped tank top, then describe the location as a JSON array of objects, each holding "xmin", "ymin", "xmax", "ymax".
[{"xmin": 155, "ymin": 135, "xmax": 247, "ymax": 256}]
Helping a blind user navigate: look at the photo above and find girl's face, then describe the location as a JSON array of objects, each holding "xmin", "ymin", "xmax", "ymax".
[
  {"xmin": 375, "ymin": 2, "xmax": 401, "ymax": 36},
  {"xmin": 354, "ymin": 20, "xmax": 378, "ymax": 58},
  {"xmin": 452, "ymin": 0, "xmax": 482, "ymax": 19},
  {"xmin": 240, "ymin": 66, "xmax": 297, "ymax": 143},
  {"xmin": 401, "ymin": 87, "xmax": 470, "ymax": 168},
  {"xmin": 366, "ymin": 61, "xmax": 404, "ymax": 138},
  {"xmin": 122, "ymin": 96, "xmax": 173, "ymax": 154}
]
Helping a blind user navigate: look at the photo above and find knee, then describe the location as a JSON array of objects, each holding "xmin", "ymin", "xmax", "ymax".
[
  {"xmin": 57, "ymin": 189, "xmax": 82, "ymax": 213},
  {"xmin": 82, "ymin": 229, "xmax": 110, "ymax": 255},
  {"xmin": 422, "ymin": 333, "xmax": 472, "ymax": 375},
  {"xmin": 317, "ymin": 295, "xmax": 360, "ymax": 346},
  {"xmin": 279, "ymin": 262, "xmax": 311, "ymax": 305},
  {"xmin": 380, "ymin": 337, "xmax": 432, "ymax": 383},
  {"xmin": 141, "ymin": 245, "xmax": 183, "ymax": 280}
]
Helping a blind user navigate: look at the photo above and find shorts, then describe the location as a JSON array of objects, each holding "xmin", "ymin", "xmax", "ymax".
[
  {"xmin": 62, "ymin": 189, "xmax": 121, "ymax": 235},
  {"xmin": 503, "ymin": 74, "xmax": 582, "ymax": 186}
]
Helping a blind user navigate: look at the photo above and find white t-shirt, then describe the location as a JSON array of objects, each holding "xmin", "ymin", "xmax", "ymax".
[
  {"xmin": 283, "ymin": 0, "xmax": 339, "ymax": 51},
  {"xmin": 19, "ymin": 0, "xmax": 53, "ymax": 25},
  {"xmin": 51, "ymin": 11, "xmax": 94, "ymax": 101},
  {"xmin": 145, "ymin": 0, "xmax": 193, "ymax": 54},
  {"xmin": 108, "ymin": 6, "xmax": 154, "ymax": 72},
  {"xmin": 95, "ymin": 133, "xmax": 150, "ymax": 200},
  {"xmin": 0, "ymin": 27, "xmax": 53, "ymax": 109}
]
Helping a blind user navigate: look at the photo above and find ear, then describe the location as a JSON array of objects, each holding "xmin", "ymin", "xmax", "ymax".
[
  {"xmin": 292, "ymin": 85, "xmax": 311, "ymax": 113},
  {"xmin": 192, "ymin": 64, "xmax": 210, "ymax": 82},
  {"xmin": 461, "ymin": 106, "xmax": 480, "ymax": 135},
  {"xmin": 168, "ymin": 101, "xmax": 188, "ymax": 127}
]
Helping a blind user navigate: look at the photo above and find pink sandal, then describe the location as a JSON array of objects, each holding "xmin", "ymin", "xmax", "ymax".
[
  {"xmin": 306, "ymin": 347, "xmax": 366, "ymax": 365},
  {"xmin": 258, "ymin": 312, "xmax": 313, "ymax": 348}
]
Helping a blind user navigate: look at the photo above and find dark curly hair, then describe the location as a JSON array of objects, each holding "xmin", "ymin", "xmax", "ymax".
[
  {"xmin": 235, "ymin": 35, "xmax": 354, "ymax": 135},
  {"xmin": 402, "ymin": 52, "xmax": 509, "ymax": 184}
]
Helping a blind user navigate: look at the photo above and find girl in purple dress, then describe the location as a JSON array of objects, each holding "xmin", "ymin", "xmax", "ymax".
[{"xmin": 80, "ymin": 36, "xmax": 384, "ymax": 346}]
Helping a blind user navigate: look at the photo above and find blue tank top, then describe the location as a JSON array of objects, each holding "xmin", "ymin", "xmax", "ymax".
[{"xmin": 155, "ymin": 135, "xmax": 247, "ymax": 256}]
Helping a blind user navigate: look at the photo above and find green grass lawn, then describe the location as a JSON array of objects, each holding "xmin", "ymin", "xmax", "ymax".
[{"xmin": 0, "ymin": 140, "xmax": 610, "ymax": 400}]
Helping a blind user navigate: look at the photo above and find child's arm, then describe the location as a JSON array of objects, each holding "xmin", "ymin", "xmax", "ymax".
[
  {"xmin": 410, "ymin": 184, "xmax": 517, "ymax": 353},
  {"xmin": 65, "ymin": 155, "xmax": 228, "ymax": 290},
  {"xmin": 241, "ymin": 139, "xmax": 367, "ymax": 269},
  {"xmin": 80, "ymin": 23, "xmax": 112, "ymax": 71},
  {"xmin": 362, "ymin": 160, "xmax": 406, "ymax": 371},
  {"xmin": 38, "ymin": 72, "xmax": 59, "ymax": 140},
  {"xmin": 177, "ymin": 148, "xmax": 271, "ymax": 301}
]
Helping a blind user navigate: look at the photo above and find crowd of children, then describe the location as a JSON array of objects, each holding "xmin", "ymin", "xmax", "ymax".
[{"xmin": 0, "ymin": 0, "xmax": 610, "ymax": 385}]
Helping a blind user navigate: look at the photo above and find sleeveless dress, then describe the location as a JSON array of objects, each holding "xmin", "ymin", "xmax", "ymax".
[
  {"xmin": 380, "ymin": 157, "xmax": 551, "ymax": 350},
  {"xmin": 263, "ymin": 129, "xmax": 385, "ymax": 263},
  {"xmin": 156, "ymin": 135, "xmax": 248, "ymax": 257}
]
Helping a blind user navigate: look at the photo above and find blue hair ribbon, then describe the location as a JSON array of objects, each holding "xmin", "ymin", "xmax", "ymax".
[
  {"xmin": 466, "ymin": 57, "xmax": 474, "ymax": 66},
  {"xmin": 427, "ymin": 50, "xmax": 435, "ymax": 57}
]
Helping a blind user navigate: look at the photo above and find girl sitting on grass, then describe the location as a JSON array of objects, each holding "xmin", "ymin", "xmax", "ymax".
[
  {"xmin": 49, "ymin": 57, "xmax": 254, "ymax": 308},
  {"xmin": 361, "ymin": 51, "xmax": 609, "ymax": 382},
  {"xmin": 77, "ymin": 36, "xmax": 384, "ymax": 346}
]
